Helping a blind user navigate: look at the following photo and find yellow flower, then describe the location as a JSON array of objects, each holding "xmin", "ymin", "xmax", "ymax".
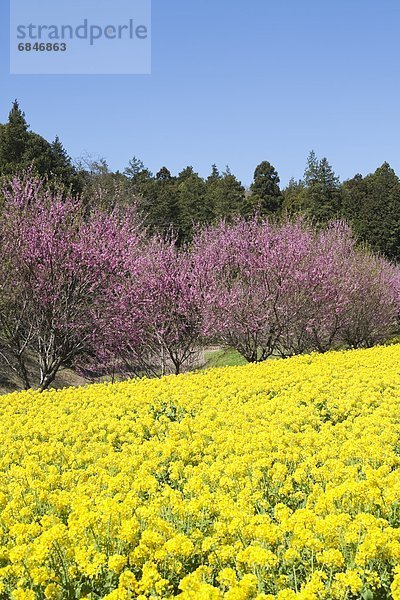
[
  {"xmin": 12, "ymin": 591, "xmax": 36, "ymax": 600},
  {"xmin": 316, "ymin": 548, "xmax": 345, "ymax": 569},
  {"xmin": 392, "ymin": 566, "xmax": 400, "ymax": 600},
  {"xmin": 277, "ymin": 591, "xmax": 297, "ymax": 600},
  {"xmin": 333, "ymin": 569, "xmax": 363, "ymax": 597},
  {"xmin": 164, "ymin": 533, "xmax": 194, "ymax": 558},
  {"xmin": 284, "ymin": 548, "xmax": 300, "ymax": 563},
  {"xmin": 217, "ymin": 567, "xmax": 237, "ymax": 588},
  {"xmin": 118, "ymin": 569, "xmax": 138, "ymax": 591},
  {"xmin": 108, "ymin": 554, "xmax": 128, "ymax": 574},
  {"xmin": 2, "ymin": 344, "xmax": 400, "ymax": 597},
  {"xmin": 236, "ymin": 546, "xmax": 278, "ymax": 569},
  {"xmin": 44, "ymin": 583, "xmax": 62, "ymax": 599}
]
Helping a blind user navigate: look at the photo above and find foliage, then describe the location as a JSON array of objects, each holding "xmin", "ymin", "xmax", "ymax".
[
  {"xmin": 4, "ymin": 100, "xmax": 400, "ymax": 262},
  {"xmin": 137, "ymin": 167, "xmax": 179, "ymax": 238},
  {"xmin": 342, "ymin": 163, "xmax": 400, "ymax": 262},
  {"xmin": 136, "ymin": 164, "xmax": 247, "ymax": 244},
  {"xmin": 0, "ymin": 101, "xmax": 81, "ymax": 193},
  {"xmin": 248, "ymin": 160, "xmax": 283, "ymax": 215},
  {"xmin": 282, "ymin": 152, "xmax": 342, "ymax": 224},
  {"xmin": 205, "ymin": 165, "xmax": 246, "ymax": 221}
]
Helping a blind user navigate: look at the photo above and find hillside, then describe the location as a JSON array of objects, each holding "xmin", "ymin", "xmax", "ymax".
[{"xmin": 1, "ymin": 346, "xmax": 400, "ymax": 598}]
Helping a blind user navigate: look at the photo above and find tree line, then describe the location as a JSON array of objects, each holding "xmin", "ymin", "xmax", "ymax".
[{"xmin": 2, "ymin": 101, "xmax": 400, "ymax": 259}]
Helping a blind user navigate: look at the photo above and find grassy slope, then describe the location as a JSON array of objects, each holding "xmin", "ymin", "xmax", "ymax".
[{"xmin": 202, "ymin": 347, "xmax": 248, "ymax": 368}]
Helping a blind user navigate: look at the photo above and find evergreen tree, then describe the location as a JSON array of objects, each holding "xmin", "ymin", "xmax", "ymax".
[
  {"xmin": 282, "ymin": 178, "xmax": 307, "ymax": 216},
  {"xmin": 49, "ymin": 135, "xmax": 81, "ymax": 191},
  {"xmin": 204, "ymin": 165, "xmax": 221, "ymax": 218},
  {"xmin": 122, "ymin": 157, "xmax": 153, "ymax": 198},
  {"xmin": 342, "ymin": 163, "xmax": 400, "ymax": 261},
  {"xmin": 177, "ymin": 166, "xmax": 196, "ymax": 181},
  {"xmin": 204, "ymin": 164, "xmax": 245, "ymax": 221},
  {"xmin": 134, "ymin": 167, "xmax": 179, "ymax": 236},
  {"xmin": 304, "ymin": 150, "xmax": 319, "ymax": 186},
  {"xmin": 124, "ymin": 156, "xmax": 145, "ymax": 180},
  {"xmin": 248, "ymin": 161, "xmax": 283, "ymax": 215},
  {"xmin": 152, "ymin": 167, "xmax": 179, "ymax": 233},
  {"xmin": 207, "ymin": 164, "xmax": 221, "ymax": 184},
  {"xmin": 156, "ymin": 166, "xmax": 173, "ymax": 181},
  {"xmin": 24, "ymin": 132, "xmax": 54, "ymax": 176},
  {"xmin": 0, "ymin": 101, "xmax": 80, "ymax": 192},
  {"xmin": 302, "ymin": 151, "xmax": 342, "ymax": 223},
  {"xmin": 341, "ymin": 173, "xmax": 365, "ymax": 224},
  {"xmin": 132, "ymin": 167, "xmax": 153, "ymax": 198},
  {"xmin": 77, "ymin": 156, "xmax": 133, "ymax": 213},
  {"xmin": 0, "ymin": 100, "xmax": 30, "ymax": 172},
  {"xmin": 177, "ymin": 167, "xmax": 208, "ymax": 242}
]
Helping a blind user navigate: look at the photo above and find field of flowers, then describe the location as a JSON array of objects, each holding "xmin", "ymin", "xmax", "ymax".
[{"xmin": 2, "ymin": 346, "xmax": 400, "ymax": 599}]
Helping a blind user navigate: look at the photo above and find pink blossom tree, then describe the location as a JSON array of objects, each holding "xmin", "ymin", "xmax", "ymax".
[
  {"xmin": 0, "ymin": 176, "xmax": 142, "ymax": 390},
  {"xmin": 142, "ymin": 238, "xmax": 203, "ymax": 375},
  {"xmin": 278, "ymin": 221, "xmax": 358, "ymax": 355},
  {"xmin": 102, "ymin": 236, "xmax": 202, "ymax": 377},
  {"xmin": 339, "ymin": 252, "xmax": 400, "ymax": 348},
  {"xmin": 192, "ymin": 217, "xmax": 400, "ymax": 362},
  {"xmin": 192, "ymin": 218, "xmax": 290, "ymax": 362}
]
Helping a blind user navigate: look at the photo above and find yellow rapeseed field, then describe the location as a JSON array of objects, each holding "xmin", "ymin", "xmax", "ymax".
[{"xmin": 2, "ymin": 346, "xmax": 400, "ymax": 599}]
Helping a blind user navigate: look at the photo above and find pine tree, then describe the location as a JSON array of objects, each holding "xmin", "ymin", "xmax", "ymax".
[
  {"xmin": 0, "ymin": 101, "xmax": 80, "ymax": 192},
  {"xmin": 177, "ymin": 167, "xmax": 208, "ymax": 242},
  {"xmin": 282, "ymin": 178, "xmax": 307, "ymax": 216},
  {"xmin": 204, "ymin": 164, "xmax": 246, "ymax": 221},
  {"xmin": 208, "ymin": 164, "xmax": 221, "ymax": 183},
  {"xmin": 342, "ymin": 163, "xmax": 400, "ymax": 261},
  {"xmin": 248, "ymin": 161, "xmax": 283, "ymax": 215},
  {"xmin": 49, "ymin": 136, "xmax": 81, "ymax": 193},
  {"xmin": 153, "ymin": 167, "xmax": 179, "ymax": 234},
  {"xmin": 135, "ymin": 167, "xmax": 179, "ymax": 236},
  {"xmin": 0, "ymin": 100, "xmax": 30, "ymax": 172},
  {"xmin": 304, "ymin": 150, "xmax": 319, "ymax": 186},
  {"xmin": 303, "ymin": 151, "xmax": 342, "ymax": 223},
  {"xmin": 204, "ymin": 165, "xmax": 222, "ymax": 217},
  {"xmin": 124, "ymin": 156, "xmax": 145, "ymax": 180}
]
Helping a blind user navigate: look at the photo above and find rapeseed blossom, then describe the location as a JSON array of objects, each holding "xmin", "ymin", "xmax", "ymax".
[{"xmin": 2, "ymin": 345, "xmax": 400, "ymax": 597}]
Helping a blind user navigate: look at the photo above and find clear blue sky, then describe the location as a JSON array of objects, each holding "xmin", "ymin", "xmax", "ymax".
[{"xmin": 1, "ymin": 0, "xmax": 400, "ymax": 186}]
